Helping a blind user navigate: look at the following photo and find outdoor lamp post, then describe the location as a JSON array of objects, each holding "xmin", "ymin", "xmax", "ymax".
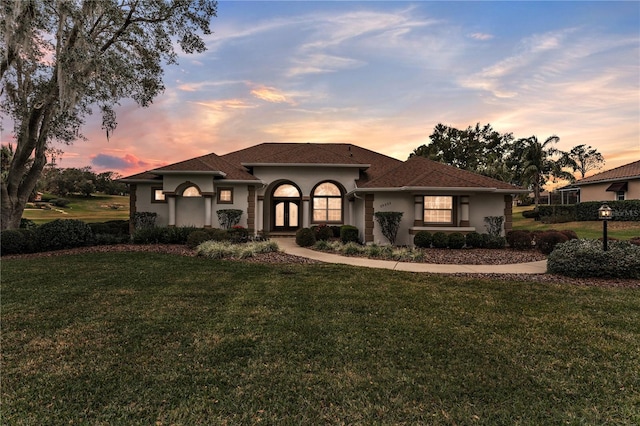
[{"xmin": 598, "ymin": 204, "xmax": 613, "ymax": 251}]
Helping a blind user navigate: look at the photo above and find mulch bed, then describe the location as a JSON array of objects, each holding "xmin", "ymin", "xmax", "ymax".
[{"xmin": 4, "ymin": 244, "xmax": 639, "ymax": 288}]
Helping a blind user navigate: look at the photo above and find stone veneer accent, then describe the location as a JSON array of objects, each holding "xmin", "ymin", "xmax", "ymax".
[
  {"xmin": 129, "ymin": 184, "xmax": 137, "ymax": 235},
  {"xmin": 364, "ymin": 194, "xmax": 374, "ymax": 242},
  {"xmin": 247, "ymin": 185, "xmax": 256, "ymax": 231},
  {"xmin": 504, "ymin": 195, "xmax": 513, "ymax": 233}
]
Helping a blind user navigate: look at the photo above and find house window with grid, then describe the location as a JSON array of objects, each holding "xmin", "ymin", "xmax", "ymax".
[
  {"xmin": 312, "ymin": 182, "xmax": 342, "ymax": 223},
  {"xmin": 423, "ymin": 196, "xmax": 454, "ymax": 224},
  {"xmin": 151, "ymin": 187, "xmax": 166, "ymax": 203},
  {"xmin": 217, "ymin": 188, "xmax": 233, "ymax": 204}
]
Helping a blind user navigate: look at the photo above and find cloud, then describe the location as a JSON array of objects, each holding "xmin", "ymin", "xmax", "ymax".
[
  {"xmin": 250, "ymin": 85, "xmax": 292, "ymax": 104},
  {"xmin": 470, "ymin": 33, "xmax": 494, "ymax": 41},
  {"xmin": 91, "ymin": 153, "xmax": 153, "ymax": 173}
]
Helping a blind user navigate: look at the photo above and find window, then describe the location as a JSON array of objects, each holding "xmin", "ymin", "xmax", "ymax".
[
  {"xmin": 151, "ymin": 187, "xmax": 166, "ymax": 203},
  {"xmin": 424, "ymin": 196, "xmax": 454, "ymax": 224},
  {"xmin": 617, "ymin": 191, "xmax": 625, "ymax": 201},
  {"xmin": 218, "ymin": 188, "xmax": 233, "ymax": 204},
  {"xmin": 182, "ymin": 186, "xmax": 200, "ymax": 197},
  {"xmin": 312, "ymin": 182, "xmax": 342, "ymax": 223},
  {"xmin": 274, "ymin": 184, "xmax": 300, "ymax": 197}
]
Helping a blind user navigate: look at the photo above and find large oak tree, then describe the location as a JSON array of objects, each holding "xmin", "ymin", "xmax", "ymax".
[{"xmin": 0, "ymin": 0, "xmax": 217, "ymax": 229}]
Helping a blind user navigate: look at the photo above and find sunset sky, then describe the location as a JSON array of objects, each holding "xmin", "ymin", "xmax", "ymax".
[{"xmin": 2, "ymin": 1, "xmax": 639, "ymax": 178}]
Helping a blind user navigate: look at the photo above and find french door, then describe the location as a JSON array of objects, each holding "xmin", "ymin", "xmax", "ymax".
[{"xmin": 274, "ymin": 200, "xmax": 299, "ymax": 231}]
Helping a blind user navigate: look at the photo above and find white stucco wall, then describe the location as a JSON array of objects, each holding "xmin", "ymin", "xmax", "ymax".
[
  {"xmin": 134, "ymin": 183, "xmax": 170, "ymax": 227},
  {"xmin": 369, "ymin": 192, "xmax": 415, "ymax": 246},
  {"xmin": 467, "ymin": 193, "xmax": 508, "ymax": 234}
]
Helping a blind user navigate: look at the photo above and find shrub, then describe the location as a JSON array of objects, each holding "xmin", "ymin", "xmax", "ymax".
[
  {"xmin": 374, "ymin": 211, "xmax": 403, "ymax": 245},
  {"xmin": 339, "ymin": 242, "xmax": 364, "ymax": 256},
  {"xmin": 36, "ymin": 219, "xmax": 94, "ymax": 251},
  {"xmin": 536, "ymin": 230, "xmax": 569, "ymax": 255},
  {"xmin": 413, "ymin": 231, "xmax": 432, "ymax": 248},
  {"xmin": 548, "ymin": 239, "xmax": 640, "ymax": 279},
  {"xmin": 314, "ymin": 224, "xmax": 334, "ymax": 241},
  {"xmin": 1, "ymin": 229, "xmax": 37, "ymax": 255},
  {"xmin": 506, "ymin": 230, "xmax": 534, "ymax": 250},
  {"xmin": 484, "ymin": 216, "xmax": 504, "ymax": 237},
  {"xmin": 228, "ymin": 226, "xmax": 249, "ymax": 243},
  {"xmin": 465, "ymin": 232, "xmax": 483, "ymax": 248},
  {"xmin": 432, "ymin": 232, "xmax": 448, "ymax": 249},
  {"xmin": 51, "ymin": 198, "xmax": 71, "ymax": 208},
  {"xmin": 340, "ymin": 225, "xmax": 359, "ymax": 244},
  {"xmin": 447, "ymin": 232, "xmax": 465, "ymax": 249},
  {"xmin": 522, "ymin": 210, "xmax": 540, "ymax": 220},
  {"xmin": 559, "ymin": 229, "xmax": 579, "ymax": 240},
  {"xmin": 217, "ymin": 209, "xmax": 243, "ymax": 229},
  {"xmin": 187, "ymin": 230, "xmax": 213, "ymax": 249},
  {"xmin": 576, "ymin": 200, "xmax": 640, "ymax": 221},
  {"xmin": 134, "ymin": 212, "xmax": 157, "ymax": 229},
  {"xmin": 132, "ymin": 226, "xmax": 196, "ymax": 244},
  {"xmin": 330, "ymin": 226, "xmax": 341, "ymax": 238},
  {"xmin": 197, "ymin": 240, "xmax": 279, "ymax": 259},
  {"xmin": 89, "ymin": 220, "xmax": 129, "ymax": 237},
  {"xmin": 295, "ymin": 228, "xmax": 316, "ymax": 247},
  {"xmin": 20, "ymin": 218, "xmax": 37, "ymax": 230},
  {"xmin": 486, "ymin": 236, "xmax": 506, "ymax": 249},
  {"xmin": 538, "ymin": 205, "xmax": 577, "ymax": 223}
]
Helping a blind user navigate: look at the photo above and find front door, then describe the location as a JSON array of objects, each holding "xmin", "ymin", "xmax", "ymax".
[{"xmin": 274, "ymin": 200, "xmax": 299, "ymax": 231}]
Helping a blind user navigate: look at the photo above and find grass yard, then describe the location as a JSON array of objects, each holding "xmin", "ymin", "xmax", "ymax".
[
  {"xmin": 22, "ymin": 194, "xmax": 129, "ymax": 224},
  {"xmin": 2, "ymin": 253, "xmax": 639, "ymax": 425},
  {"xmin": 512, "ymin": 206, "xmax": 640, "ymax": 240}
]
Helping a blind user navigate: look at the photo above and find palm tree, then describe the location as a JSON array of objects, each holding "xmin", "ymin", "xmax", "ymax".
[{"xmin": 520, "ymin": 135, "xmax": 573, "ymax": 209}]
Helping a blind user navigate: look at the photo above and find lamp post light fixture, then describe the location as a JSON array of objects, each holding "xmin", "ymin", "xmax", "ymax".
[{"xmin": 598, "ymin": 204, "xmax": 613, "ymax": 251}]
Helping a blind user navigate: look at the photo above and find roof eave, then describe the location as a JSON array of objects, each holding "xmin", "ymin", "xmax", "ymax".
[
  {"xmin": 575, "ymin": 176, "xmax": 639, "ymax": 186},
  {"xmin": 152, "ymin": 170, "xmax": 227, "ymax": 177},
  {"xmin": 242, "ymin": 163, "xmax": 370, "ymax": 169},
  {"xmin": 347, "ymin": 186, "xmax": 528, "ymax": 196}
]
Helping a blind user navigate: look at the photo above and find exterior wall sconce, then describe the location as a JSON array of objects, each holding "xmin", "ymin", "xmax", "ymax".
[{"xmin": 598, "ymin": 204, "xmax": 613, "ymax": 251}]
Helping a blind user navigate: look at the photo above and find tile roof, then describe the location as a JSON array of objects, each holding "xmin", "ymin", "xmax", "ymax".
[
  {"xmin": 575, "ymin": 159, "xmax": 640, "ymax": 184},
  {"xmin": 359, "ymin": 156, "xmax": 524, "ymax": 191}
]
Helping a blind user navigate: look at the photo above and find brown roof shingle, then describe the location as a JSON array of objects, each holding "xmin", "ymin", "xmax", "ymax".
[
  {"xmin": 575, "ymin": 160, "xmax": 640, "ymax": 184},
  {"xmin": 360, "ymin": 156, "xmax": 524, "ymax": 191},
  {"xmin": 152, "ymin": 152, "xmax": 258, "ymax": 180}
]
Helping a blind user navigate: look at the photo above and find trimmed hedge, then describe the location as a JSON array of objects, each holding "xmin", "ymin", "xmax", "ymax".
[
  {"xmin": 295, "ymin": 228, "xmax": 316, "ymax": 247},
  {"xmin": 548, "ymin": 239, "xmax": 640, "ymax": 278},
  {"xmin": 447, "ymin": 232, "xmax": 465, "ymax": 249},
  {"xmin": 576, "ymin": 200, "xmax": 640, "ymax": 221},
  {"xmin": 36, "ymin": 219, "xmax": 94, "ymax": 251},
  {"xmin": 537, "ymin": 205, "xmax": 576, "ymax": 223},
  {"xmin": 413, "ymin": 231, "xmax": 432, "ymax": 248},
  {"xmin": 432, "ymin": 232, "xmax": 448, "ymax": 249},
  {"xmin": 536, "ymin": 231, "xmax": 569, "ymax": 255},
  {"xmin": 465, "ymin": 232, "xmax": 483, "ymax": 248},
  {"xmin": 1, "ymin": 229, "xmax": 38, "ymax": 255},
  {"xmin": 340, "ymin": 225, "xmax": 359, "ymax": 244},
  {"xmin": 506, "ymin": 230, "xmax": 534, "ymax": 250}
]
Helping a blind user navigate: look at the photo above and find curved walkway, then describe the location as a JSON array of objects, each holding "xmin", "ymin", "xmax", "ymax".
[{"xmin": 274, "ymin": 238, "xmax": 548, "ymax": 274}]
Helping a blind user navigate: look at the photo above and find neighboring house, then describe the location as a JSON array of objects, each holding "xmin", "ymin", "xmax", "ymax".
[
  {"xmin": 573, "ymin": 160, "xmax": 640, "ymax": 203},
  {"xmin": 120, "ymin": 143, "xmax": 527, "ymax": 246}
]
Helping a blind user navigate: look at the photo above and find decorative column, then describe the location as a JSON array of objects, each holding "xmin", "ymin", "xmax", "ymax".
[
  {"xmin": 204, "ymin": 195, "xmax": 213, "ymax": 228},
  {"xmin": 302, "ymin": 196, "xmax": 310, "ymax": 228},
  {"xmin": 257, "ymin": 195, "xmax": 264, "ymax": 233},
  {"xmin": 460, "ymin": 196, "xmax": 470, "ymax": 226},
  {"xmin": 168, "ymin": 195, "xmax": 176, "ymax": 227},
  {"xmin": 247, "ymin": 186, "xmax": 256, "ymax": 232},
  {"xmin": 364, "ymin": 194, "xmax": 374, "ymax": 243}
]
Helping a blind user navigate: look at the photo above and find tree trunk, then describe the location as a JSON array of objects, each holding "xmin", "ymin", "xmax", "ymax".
[{"xmin": 0, "ymin": 188, "xmax": 30, "ymax": 230}]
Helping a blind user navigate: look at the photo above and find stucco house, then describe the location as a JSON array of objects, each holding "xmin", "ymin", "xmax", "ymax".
[
  {"xmin": 573, "ymin": 160, "xmax": 640, "ymax": 202},
  {"xmin": 120, "ymin": 143, "xmax": 527, "ymax": 245}
]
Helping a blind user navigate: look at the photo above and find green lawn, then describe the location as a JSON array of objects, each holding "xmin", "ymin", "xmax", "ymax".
[
  {"xmin": 22, "ymin": 194, "xmax": 129, "ymax": 224},
  {"xmin": 513, "ymin": 206, "xmax": 640, "ymax": 240},
  {"xmin": 2, "ymin": 253, "xmax": 639, "ymax": 425}
]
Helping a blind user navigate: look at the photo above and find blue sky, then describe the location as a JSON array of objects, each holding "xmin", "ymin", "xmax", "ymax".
[{"xmin": 5, "ymin": 1, "xmax": 639, "ymax": 176}]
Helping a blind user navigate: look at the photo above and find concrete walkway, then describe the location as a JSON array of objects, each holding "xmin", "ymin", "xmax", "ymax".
[{"xmin": 274, "ymin": 238, "xmax": 548, "ymax": 274}]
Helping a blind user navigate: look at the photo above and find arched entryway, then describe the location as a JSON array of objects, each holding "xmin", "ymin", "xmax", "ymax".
[{"xmin": 272, "ymin": 182, "xmax": 301, "ymax": 231}]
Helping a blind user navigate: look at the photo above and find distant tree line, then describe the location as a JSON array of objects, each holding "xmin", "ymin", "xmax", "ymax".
[
  {"xmin": 38, "ymin": 166, "xmax": 128, "ymax": 198},
  {"xmin": 410, "ymin": 123, "xmax": 605, "ymax": 208}
]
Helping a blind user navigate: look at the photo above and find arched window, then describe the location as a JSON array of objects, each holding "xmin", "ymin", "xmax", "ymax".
[
  {"xmin": 312, "ymin": 182, "xmax": 342, "ymax": 223},
  {"xmin": 273, "ymin": 184, "xmax": 300, "ymax": 197},
  {"xmin": 182, "ymin": 185, "xmax": 201, "ymax": 197},
  {"xmin": 272, "ymin": 183, "xmax": 301, "ymax": 230}
]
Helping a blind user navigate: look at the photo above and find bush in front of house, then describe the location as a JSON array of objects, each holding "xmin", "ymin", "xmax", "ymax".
[
  {"xmin": 447, "ymin": 232, "xmax": 466, "ymax": 249},
  {"xmin": 313, "ymin": 224, "xmax": 334, "ymax": 241},
  {"xmin": 506, "ymin": 230, "xmax": 534, "ymax": 250},
  {"xmin": 465, "ymin": 231, "xmax": 483, "ymax": 248},
  {"xmin": 295, "ymin": 228, "xmax": 316, "ymax": 247},
  {"xmin": 486, "ymin": 235, "xmax": 506, "ymax": 249},
  {"xmin": 330, "ymin": 226, "xmax": 341, "ymax": 238},
  {"xmin": 131, "ymin": 226, "xmax": 196, "ymax": 244},
  {"xmin": 20, "ymin": 218, "xmax": 37, "ymax": 230},
  {"xmin": 522, "ymin": 209, "xmax": 540, "ymax": 220},
  {"xmin": 36, "ymin": 219, "xmax": 94, "ymax": 251},
  {"xmin": 89, "ymin": 220, "xmax": 130, "ymax": 245},
  {"xmin": 1, "ymin": 229, "xmax": 38, "ymax": 255},
  {"xmin": 431, "ymin": 232, "xmax": 448, "ymax": 249},
  {"xmin": 374, "ymin": 211, "xmax": 403, "ymax": 245},
  {"xmin": 340, "ymin": 225, "xmax": 359, "ymax": 244},
  {"xmin": 197, "ymin": 240, "xmax": 279, "ymax": 259},
  {"xmin": 536, "ymin": 230, "xmax": 569, "ymax": 255},
  {"xmin": 547, "ymin": 239, "xmax": 640, "ymax": 279},
  {"xmin": 413, "ymin": 231, "xmax": 432, "ymax": 248},
  {"xmin": 187, "ymin": 230, "xmax": 212, "ymax": 249}
]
